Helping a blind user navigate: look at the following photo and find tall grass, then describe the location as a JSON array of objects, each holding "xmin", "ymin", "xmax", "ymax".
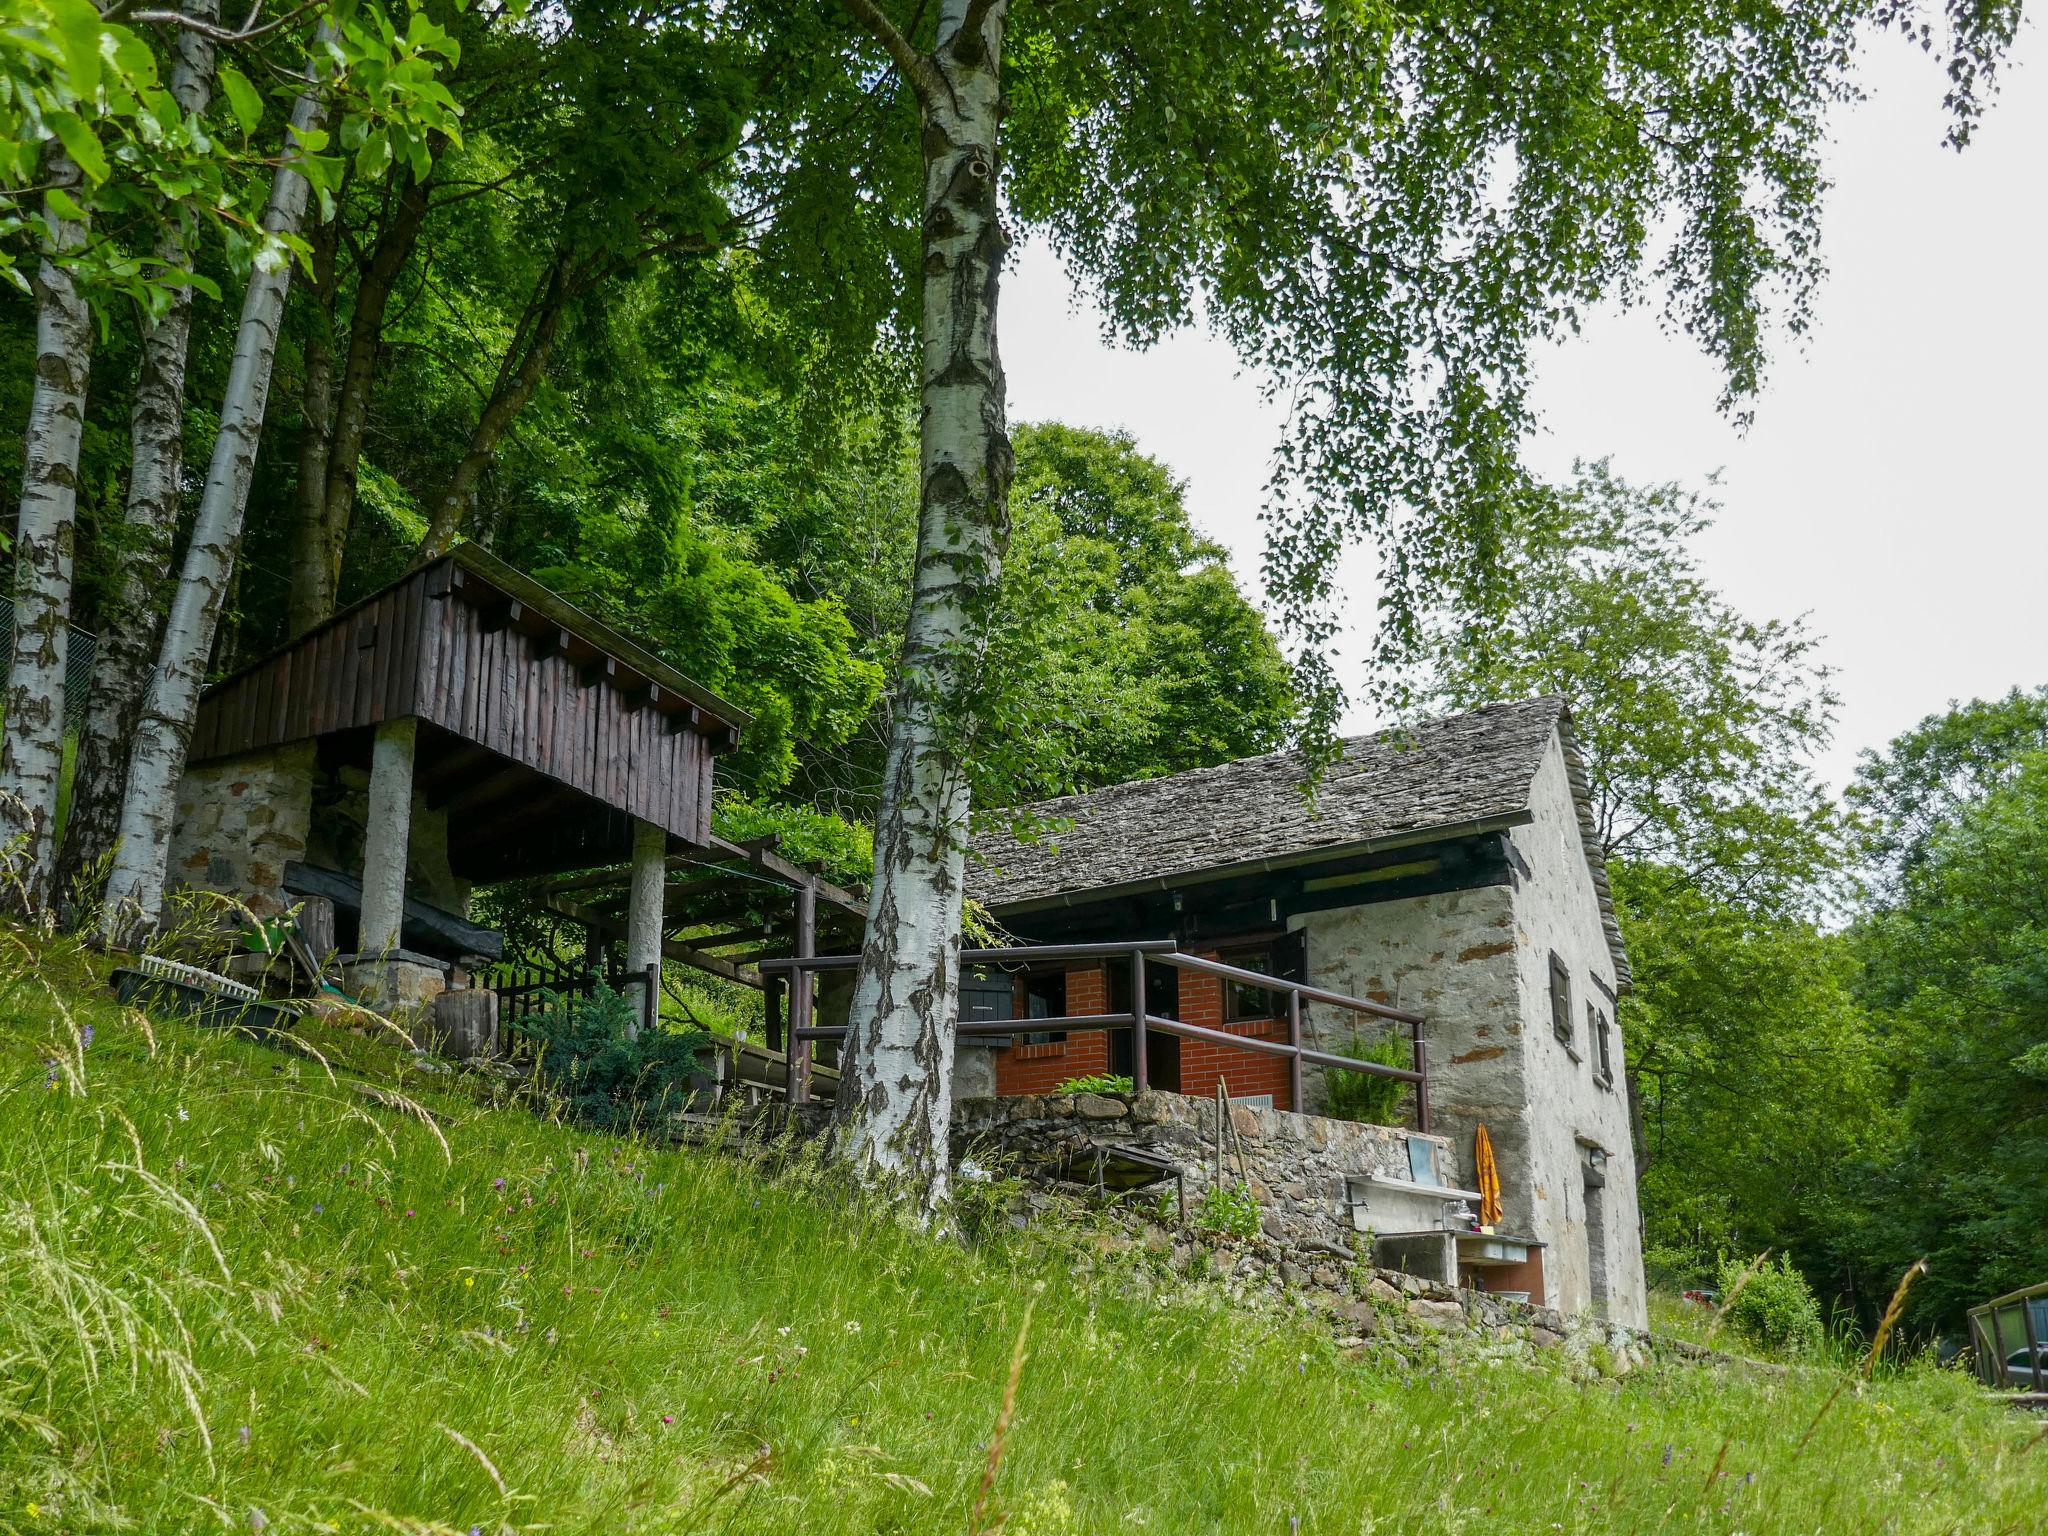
[{"xmin": 0, "ymin": 931, "xmax": 2038, "ymax": 1533}]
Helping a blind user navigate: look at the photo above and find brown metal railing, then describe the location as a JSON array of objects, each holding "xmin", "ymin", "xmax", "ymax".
[{"xmin": 757, "ymin": 941, "xmax": 1430, "ymax": 1131}]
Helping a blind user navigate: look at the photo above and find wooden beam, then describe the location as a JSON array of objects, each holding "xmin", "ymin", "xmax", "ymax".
[
  {"xmin": 417, "ymin": 742, "xmax": 498, "ymax": 805},
  {"xmin": 678, "ymin": 924, "xmax": 778, "ymax": 951},
  {"xmin": 440, "ymin": 760, "xmax": 533, "ymax": 819},
  {"xmin": 548, "ymin": 895, "xmax": 762, "ymax": 988},
  {"xmin": 462, "ymin": 783, "xmax": 586, "ymax": 847},
  {"xmin": 529, "ymin": 624, "xmax": 570, "ymax": 660}
]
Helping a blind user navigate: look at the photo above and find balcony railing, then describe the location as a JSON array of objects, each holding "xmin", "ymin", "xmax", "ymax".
[{"xmin": 757, "ymin": 940, "xmax": 1430, "ymax": 1131}]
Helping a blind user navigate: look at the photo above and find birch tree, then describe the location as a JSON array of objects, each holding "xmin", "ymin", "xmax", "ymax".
[
  {"xmin": 55, "ymin": 0, "xmax": 220, "ymax": 907},
  {"xmin": 825, "ymin": 0, "xmax": 2021, "ymax": 1215},
  {"xmin": 98, "ymin": 42, "xmax": 342, "ymax": 946},
  {"xmin": 832, "ymin": 0, "xmax": 1011, "ymax": 1204},
  {"xmin": 0, "ymin": 144, "xmax": 92, "ymax": 916}
]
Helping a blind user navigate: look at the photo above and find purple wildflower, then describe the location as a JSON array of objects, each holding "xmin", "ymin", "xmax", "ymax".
[
  {"xmin": 493, "ymin": 1178, "xmax": 506, "ymax": 1189},
  {"xmin": 238, "ymin": 1425, "xmax": 251, "ymax": 1446},
  {"xmin": 80, "ymin": 1023, "xmax": 93, "ymax": 1048},
  {"xmin": 44, "ymin": 1060, "xmax": 58, "ymax": 1087},
  {"xmin": 311, "ymin": 1203, "xmax": 323, "ymax": 1214},
  {"xmin": 1661, "ymin": 1446, "xmax": 1674, "ymax": 1467}
]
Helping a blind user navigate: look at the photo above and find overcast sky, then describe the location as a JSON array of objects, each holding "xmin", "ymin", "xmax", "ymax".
[{"xmin": 1003, "ymin": 23, "xmax": 2047, "ymax": 789}]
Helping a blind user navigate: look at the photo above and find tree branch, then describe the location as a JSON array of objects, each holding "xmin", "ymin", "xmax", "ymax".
[
  {"xmin": 837, "ymin": 0, "xmax": 936, "ymax": 105},
  {"xmin": 948, "ymin": 0, "xmax": 1002, "ymax": 62}
]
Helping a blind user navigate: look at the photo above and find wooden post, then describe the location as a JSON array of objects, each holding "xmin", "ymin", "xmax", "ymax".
[
  {"xmin": 358, "ymin": 717, "xmax": 417, "ymax": 956},
  {"xmin": 1130, "ymin": 947, "xmax": 1147, "ymax": 1092},
  {"xmin": 623, "ymin": 818, "xmax": 665, "ymax": 1039},
  {"xmin": 1287, "ymin": 989, "xmax": 1303, "ymax": 1112},
  {"xmin": 1412, "ymin": 1016, "xmax": 1431, "ymax": 1134},
  {"xmin": 764, "ymin": 975, "xmax": 786, "ymax": 1055},
  {"xmin": 790, "ymin": 880, "xmax": 816, "ymax": 1104}
]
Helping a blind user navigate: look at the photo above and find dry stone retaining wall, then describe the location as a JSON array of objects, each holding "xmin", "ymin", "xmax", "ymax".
[{"xmin": 952, "ymin": 1089, "xmax": 1457, "ymax": 1254}]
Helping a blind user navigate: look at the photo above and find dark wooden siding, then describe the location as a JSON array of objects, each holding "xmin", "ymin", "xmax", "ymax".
[
  {"xmin": 412, "ymin": 583, "xmax": 711, "ymax": 846},
  {"xmin": 189, "ymin": 562, "xmax": 717, "ymax": 849},
  {"xmin": 192, "ymin": 570, "xmax": 428, "ymax": 761}
]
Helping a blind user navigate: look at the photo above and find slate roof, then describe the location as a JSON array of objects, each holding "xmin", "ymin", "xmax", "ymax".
[{"xmin": 971, "ymin": 697, "xmax": 1631, "ymax": 986}]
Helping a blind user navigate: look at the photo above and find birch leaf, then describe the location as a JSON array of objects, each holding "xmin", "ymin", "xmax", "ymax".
[{"xmin": 217, "ymin": 65, "xmax": 263, "ymax": 137}]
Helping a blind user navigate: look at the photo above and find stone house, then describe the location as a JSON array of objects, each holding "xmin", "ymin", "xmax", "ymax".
[{"xmin": 966, "ymin": 698, "xmax": 1648, "ymax": 1326}]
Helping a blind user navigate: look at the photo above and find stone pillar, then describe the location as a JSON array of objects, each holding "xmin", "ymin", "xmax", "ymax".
[
  {"xmin": 623, "ymin": 817, "xmax": 666, "ymax": 1039},
  {"xmin": 359, "ymin": 717, "xmax": 417, "ymax": 957}
]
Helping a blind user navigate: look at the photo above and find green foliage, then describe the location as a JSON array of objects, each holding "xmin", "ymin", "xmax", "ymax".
[
  {"xmin": 1419, "ymin": 463, "xmax": 1842, "ymax": 909},
  {"xmin": 1618, "ymin": 862, "xmax": 1891, "ymax": 1277},
  {"xmin": 1322, "ymin": 1034, "xmax": 1414, "ymax": 1127},
  {"xmin": 1052, "ymin": 1073, "xmax": 1132, "ymax": 1096},
  {"xmin": 0, "ymin": 1, "xmax": 463, "ymax": 306},
  {"xmin": 989, "ymin": 2, "xmax": 2023, "ymax": 738},
  {"xmin": 1716, "ymin": 1254, "xmax": 1826, "ymax": 1359},
  {"xmin": 521, "ymin": 982, "xmax": 711, "ymax": 1132},
  {"xmin": 1848, "ymin": 685, "xmax": 2048, "ymax": 897},
  {"xmin": 1846, "ymin": 743, "xmax": 2048, "ymax": 1324},
  {"xmin": 1, "ymin": 945, "xmax": 2041, "ymax": 1532},
  {"xmin": 1193, "ymin": 1180, "xmax": 1261, "ymax": 1240}
]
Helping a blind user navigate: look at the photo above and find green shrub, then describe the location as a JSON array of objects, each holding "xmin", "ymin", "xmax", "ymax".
[
  {"xmin": 1194, "ymin": 1180, "xmax": 1262, "ymax": 1239},
  {"xmin": 1716, "ymin": 1253, "xmax": 1825, "ymax": 1358},
  {"xmin": 522, "ymin": 982, "xmax": 712, "ymax": 1131},
  {"xmin": 1054, "ymin": 1072, "xmax": 1133, "ymax": 1095},
  {"xmin": 1322, "ymin": 1033, "xmax": 1414, "ymax": 1125}
]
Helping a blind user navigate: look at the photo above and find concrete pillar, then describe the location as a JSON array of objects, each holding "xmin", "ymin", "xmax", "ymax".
[
  {"xmin": 359, "ymin": 717, "xmax": 417, "ymax": 956},
  {"xmin": 623, "ymin": 817, "xmax": 666, "ymax": 1038}
]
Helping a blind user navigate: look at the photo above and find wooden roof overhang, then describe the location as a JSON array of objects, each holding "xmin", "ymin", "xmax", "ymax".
[
  {"xmin": 189, "ymin": 547, "xmax": 751, "ymax": 882},
  {"xmin": 540, "ymin": 833, "xmax": 867, "ymax": 989}
]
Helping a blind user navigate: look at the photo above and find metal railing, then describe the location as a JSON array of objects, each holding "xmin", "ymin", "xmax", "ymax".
[
  {"xmin": 756, "ymin": 941, "xmax": 1430, "ymax": 1130},
  {"xmin": 1967, "ymin": 1280, "xmax": 2048, "ymax": 1392}
]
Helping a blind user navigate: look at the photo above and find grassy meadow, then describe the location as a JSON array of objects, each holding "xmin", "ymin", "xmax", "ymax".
[{"xmin": 0, "ymin": 933, "xmax": 2039, "ymax": 1535}]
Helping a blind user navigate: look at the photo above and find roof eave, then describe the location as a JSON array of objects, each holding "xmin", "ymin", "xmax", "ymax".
[{"xmin": 980, "ymin": 810, "xmax": 1537, "ymax": 917}]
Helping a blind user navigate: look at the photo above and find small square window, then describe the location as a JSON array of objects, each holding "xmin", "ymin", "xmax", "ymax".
[{"xmin": 1022, "ymin": 970, "xmax": 1067, "ymax": 1046}]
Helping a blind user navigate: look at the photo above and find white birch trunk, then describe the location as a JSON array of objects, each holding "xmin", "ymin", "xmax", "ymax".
[
  {"xmin": 836, "ymin": 0, "xmax": 1014, "ymax": 1214},
  {"xmin": 0, "ymin": 145, "xmax": 93, "ymax": 918},
  {"xmin": 56, "ymin": 0, "xmax": 220, "ymax": 908},
  {"xmin": 100, "ymin": 45, "xmax": 335, "ymax": 946}
]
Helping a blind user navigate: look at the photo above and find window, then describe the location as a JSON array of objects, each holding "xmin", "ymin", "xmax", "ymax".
[
  {"xmin": 1108, "ymin": 958, "xmax": 1179, "ymax": 1022},
  {"xmin": 1022, "ymin": 970, "xmax": 1067, "ymax": 1046},
  {"xmin": 1219, "ymin": 933, "xmax": 1306, "ymax": 1021},
  {"xmin": 1591, "ymin": 1004, "xmax": 1615, "ymax": 1089},
  {"xmin": 1549, "ymin": 952, "xmax": 1576, "ymax": 1052}
]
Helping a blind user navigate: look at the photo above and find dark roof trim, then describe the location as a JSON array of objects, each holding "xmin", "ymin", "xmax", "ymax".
[{"xmin": 986, "ymin": 811, "xmax": 1536, "ymax": 917}]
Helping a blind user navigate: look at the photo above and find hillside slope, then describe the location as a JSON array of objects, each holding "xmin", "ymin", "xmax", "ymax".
[{"xmin": 0, "ymin": 937, "xmax": 2036, "ymax": 1534}]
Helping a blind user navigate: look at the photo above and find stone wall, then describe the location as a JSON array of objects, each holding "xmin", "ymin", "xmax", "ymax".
[
  {"xmin": 1500, "ymin": 735, "xmax": 1646, "ymax": 1326},
  {"xmin": 167, "ymin": 743, "xmax": 317, "ymax": 920},
  {"xmin": 953, "ymin": 1088, "xmax": 1455, "ymax": 1255},
  {"xmin": 1288, "ymin": 732, "xmax": 1649, "ymax": 1326}
]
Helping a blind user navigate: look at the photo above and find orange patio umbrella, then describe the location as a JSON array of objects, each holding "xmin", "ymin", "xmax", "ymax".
[{"xmin": 1474, "ymin": 1124, "xmax": 1503, "ymax": 1228}]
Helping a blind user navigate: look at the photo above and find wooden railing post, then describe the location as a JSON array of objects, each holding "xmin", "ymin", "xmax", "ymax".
[
  {"xmin": 1287, "ymin": 990, "xmax": 1303, "ymax": 1111},
  {"xmin": 642, "ymin": 961, "xmax": 660, "ymax": 1036},
  {"xmin": 790, "ymin": 882, "xmax": 816, "ymax": 1105},
  {"xmin": 1130, "ymin": 948, "xmax": 1147, "ymax": 1091},
  {"xmin": 1411, "ymin": 1016, "xmax": 1431, "ymax": 1133}
]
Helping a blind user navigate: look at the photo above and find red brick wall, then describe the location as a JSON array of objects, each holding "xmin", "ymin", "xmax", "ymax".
[
  {"xmin": 990, "ymin": 956, "xmax": 1295, "ymax": 1110},
  {"xmin": 1173, "ymin": 964, "xmax": 1294, "ymax": 1110},
  {"xmin": 991, "ymin": 964, "xmax": 1111, "ymax": 1096}
]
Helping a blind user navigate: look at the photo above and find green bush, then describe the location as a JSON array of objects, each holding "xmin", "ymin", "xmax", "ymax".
[
  {"xmin": 1322, "ymin": 1033, "xmax": 1414, "ymax": 1125},
  {"xmin": 1194, "ymin": 1180, "xmax": 1262, "ymax": 1239},
  {"xmin": 1054, "ymin": 1073, "xmax": 1133, "ymax": 1095},
  {"xmin": 1716, "ymin": 1253, "xmax": 1825, "ymax": 1358},
  {"xmin": 522, "ymin": 983, "xmax": 712, "ymax": 1131}
]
